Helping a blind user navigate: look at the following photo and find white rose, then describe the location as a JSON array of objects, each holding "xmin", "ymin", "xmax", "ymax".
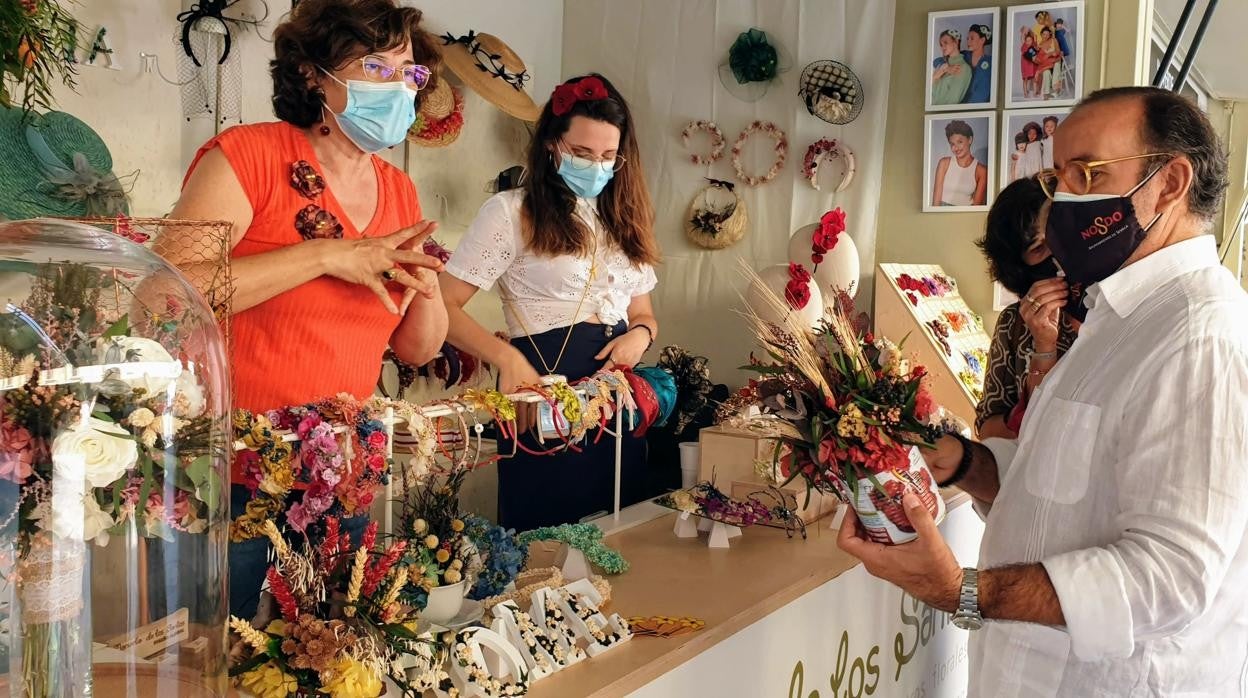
[
  {"xmin": 173, "ymin": 371, "xmax": 206, "ymax": 419},
  {"xmin": 81, "ymin": 495, "xmax": 115, "ymax": 546},
  {"xmin": 52, "ymin": 418, "xmax": 139, "ymax": 489},
  {"xmin": 104, "ymin": 337, "xmax": 178, "ymax": 396}
]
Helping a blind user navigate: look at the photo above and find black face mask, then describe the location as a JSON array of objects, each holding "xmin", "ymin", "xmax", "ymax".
[
  {"xmin": 1023, "ymin": 255, "xmax": 1060, "ymax": 287},
  {"xmin": 1044, "ymin": 166, "xmax": 1165, "ymax": 321}
]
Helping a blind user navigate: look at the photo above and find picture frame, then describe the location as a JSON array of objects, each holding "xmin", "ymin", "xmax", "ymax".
[
  {"xmin": 999, "ymin": 107, "xmax": 1072, "ymax": 190},
  {"xmin": 923, "ymin": 112, "xmax": 996, "ymax": 213},
  {"xmin": 1004, "ymin": 0, "xmax": 1085, "ymax": 109},
  {"xmin": 924, "ymin": 7, "xmax": 1001, "ymax": 112}
]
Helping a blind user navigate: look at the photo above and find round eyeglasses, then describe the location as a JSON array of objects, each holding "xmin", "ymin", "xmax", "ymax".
[
  {"xmin": 1037, "ymin": 152, "xmax": 1172, "ymax": 199},
  {"xmin": 560, "ymin": 143, "xmax": 627, "ymax": 173},
  {"xmin": 360, "ymin": 56, "xmax": 431, "ymax": 91}
]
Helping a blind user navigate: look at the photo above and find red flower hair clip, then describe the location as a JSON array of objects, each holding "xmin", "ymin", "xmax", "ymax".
[{"xmin": 551, "ymin": 76, "xmax": 609, "ymax": 116}]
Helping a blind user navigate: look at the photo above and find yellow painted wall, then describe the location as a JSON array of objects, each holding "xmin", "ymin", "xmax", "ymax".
[{"xmin": 876, "ymin": 0, "xmax": 1151, "ymax": 325}]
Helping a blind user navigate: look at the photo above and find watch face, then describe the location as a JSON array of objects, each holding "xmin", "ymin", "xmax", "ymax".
[{"xmin": 952, "ymin": 613, "xmax": 984, "ymax": 631}]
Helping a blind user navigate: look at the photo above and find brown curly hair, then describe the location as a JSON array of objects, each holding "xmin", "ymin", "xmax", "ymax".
[{"xmin": 271, "ymin": 0, "xmax": 441, "ymax": 128}]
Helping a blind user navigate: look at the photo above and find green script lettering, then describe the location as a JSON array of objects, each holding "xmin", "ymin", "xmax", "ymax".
[{"xmin": 790, "ymin": 660, "xmax": 820, "ymax": 698}]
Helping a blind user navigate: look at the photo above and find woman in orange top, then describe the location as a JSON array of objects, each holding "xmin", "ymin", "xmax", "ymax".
[{"xmin": 167, "ymin": 0, "xmax": 447, "ymax": 619}]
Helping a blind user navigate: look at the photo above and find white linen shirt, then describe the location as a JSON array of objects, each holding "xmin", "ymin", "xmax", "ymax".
[
  {"xmin": 972, "ymin": 236, "xmax": 1248, "ymax": 697},
  {"xmin": 445, "ymin": 190, "xmax": 657, "ymax": 338}
]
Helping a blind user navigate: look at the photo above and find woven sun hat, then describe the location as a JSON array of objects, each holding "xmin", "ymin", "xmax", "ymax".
[
  {"xmin": 717, "ymin": 27, "xmax": 792, "ymax": 103},
  {"xmin": 408, "ymin": 73, "xmax": 465, "ymax": 148},
  {"xmin": 684, "ymin": 178, "xmax": 748, "ymax": 250},
  {"xmin": 0, "ymin": 105, "xmax": 129, "ymax": 221},
  {"xmin": 438, "ymin": 30, "xmax": 540, "ymax": 122}
]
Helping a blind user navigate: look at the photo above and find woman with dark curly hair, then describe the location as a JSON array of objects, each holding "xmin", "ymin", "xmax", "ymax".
[
  {"xmin": 167, "ymin": 0, "xmax": 448, "ymax": 619},
  {"xmin": 974, "ymin": 176, "xmax": 1077, "ymax": 440}
]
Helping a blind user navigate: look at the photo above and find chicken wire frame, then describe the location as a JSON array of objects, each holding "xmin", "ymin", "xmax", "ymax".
[{"xmin": 60, "ymin": 217, "xmax": 233, "ymax": 351}]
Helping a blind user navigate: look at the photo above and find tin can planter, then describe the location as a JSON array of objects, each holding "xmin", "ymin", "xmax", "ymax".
[{"xmin": 852, "ymin": 446, "xmax": 945, "ymax": 545}]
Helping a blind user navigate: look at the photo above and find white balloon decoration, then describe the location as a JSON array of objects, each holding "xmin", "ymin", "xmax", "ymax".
[
  {"xmin": 787, "ymin": 223, "xmax": 861, "ymax": 302},
  {"xmin": 745, "ymin": 263, "xmax": 824, "ymax": 330}
]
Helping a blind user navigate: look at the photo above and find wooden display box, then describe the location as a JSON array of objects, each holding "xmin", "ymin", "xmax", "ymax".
[
  {"xmin": 697, "ymin": 424, "xmax": 785, "ymax": 485},
  {"xmin": 873, "ymin": 263, "xmax": 989, "ymax": 430},
  {"xmin": 730, "ymin": 479, "xmax": 839, "ymax": 527}
]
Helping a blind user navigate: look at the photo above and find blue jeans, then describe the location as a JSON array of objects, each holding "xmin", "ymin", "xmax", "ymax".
[{"xmin": 228, "ymin": 485, "xmax": 368, "ymax": 619}]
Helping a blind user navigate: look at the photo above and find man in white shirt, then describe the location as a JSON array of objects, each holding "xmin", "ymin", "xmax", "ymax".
[{"xmin": 839, "ymin": 86, "xmax": 1248, "ymax": 697}]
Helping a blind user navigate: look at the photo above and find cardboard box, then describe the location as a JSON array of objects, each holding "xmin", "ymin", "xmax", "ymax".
[
  {"xmin": 730, "ymin": 479, "xmax": 839, "ymax": 527},
  {"xmin": 697, "ymin": 424, "xmax": 787, "ymax": 485}
]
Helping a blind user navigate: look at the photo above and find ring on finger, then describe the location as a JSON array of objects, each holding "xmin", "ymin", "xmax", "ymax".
[{"xmin": 381, "ymin": 268, "xmax": 400, "ymax": 281}]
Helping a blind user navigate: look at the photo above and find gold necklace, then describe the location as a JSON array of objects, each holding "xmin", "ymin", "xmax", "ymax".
[{"xmin": 504, "ymin": 209, "xmax": 602, "ymax": 376}]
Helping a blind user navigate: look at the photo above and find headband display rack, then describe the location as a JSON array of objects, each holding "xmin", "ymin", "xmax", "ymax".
[{"xmin": 231, "ymin": 386, "xmax": 630, "ymax": 532}]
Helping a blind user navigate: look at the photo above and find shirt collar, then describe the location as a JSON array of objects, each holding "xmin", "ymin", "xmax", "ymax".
[{"xmin": 1087, "ymin": 235, "xmax": 1219, "ymax": 318}]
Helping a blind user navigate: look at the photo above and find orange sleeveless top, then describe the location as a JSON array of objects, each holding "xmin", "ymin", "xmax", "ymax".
[{"xmin": 185, "ymin": 122, "xmax": 420, "ymax": 417}]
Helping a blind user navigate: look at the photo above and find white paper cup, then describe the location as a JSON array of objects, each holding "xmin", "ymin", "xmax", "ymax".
[{"xmin": 678, "ymin": 442, "xmax": 701, "ymax": 489}]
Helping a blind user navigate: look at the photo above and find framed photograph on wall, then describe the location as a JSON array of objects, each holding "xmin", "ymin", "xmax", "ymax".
[
  {"xmin": 999, "ymin": 107, "xmax": 1072, "ymax": 189},
  {"xmin": 925, "ymin": 7, "xmax": 1000, "ymax": 111},
  {"xmin": 1004, "ymin": 0, "xmax": 1085, "ymax": 109},
  {"xmin": 924, "ymin": 112, "xmax": 996, "ymax": 213}
]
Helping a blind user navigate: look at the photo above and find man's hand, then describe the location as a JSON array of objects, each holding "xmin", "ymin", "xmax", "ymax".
[{"xmin": 837, "ymin": 492, "xmax": 964, "ymax": 613}]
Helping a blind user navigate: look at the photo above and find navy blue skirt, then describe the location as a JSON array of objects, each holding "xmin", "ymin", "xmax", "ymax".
[{"xmin": 497, "ymin": 321, "xmax": 646, "ymax": 531}]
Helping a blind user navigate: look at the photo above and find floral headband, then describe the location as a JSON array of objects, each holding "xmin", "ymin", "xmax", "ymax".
[
  {"xmin": 441, "ymin": 30, "xmax": 531, "ymax": 91},
  {"xmin": 941, "ymin": 29, "xmax": 962, "ymax": 43},
  {"xmin": 970, "ymin": 24, "xmax": 992, "ymax": 43},
  {"xmin": 551, "ymin": 76, "xmax": 609, "ymax": 116}
]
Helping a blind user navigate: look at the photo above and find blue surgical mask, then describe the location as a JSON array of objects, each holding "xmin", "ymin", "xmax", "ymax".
[
  {"xmin": 321, "ymin": 69, "xmax": 416, "ymax": 153},
  {"xmin": 557, "ymin": 153, "xmax": 615, "ymax": 198}
]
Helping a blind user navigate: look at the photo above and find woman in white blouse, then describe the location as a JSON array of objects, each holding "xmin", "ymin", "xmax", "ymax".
[{"xmin": 440, "ymin": 73, "xmax": 660, "ymax": 530}]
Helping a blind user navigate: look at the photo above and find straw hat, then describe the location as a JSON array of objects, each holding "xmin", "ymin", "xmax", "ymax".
[
  {"xmin": 438, "ymin": 30, "xmax": 541, "ymax": 122},
  {"xmin": 0, "ymin": 105, "xmax": 129, "ymax": 221},
  {"xmin": 685, "ymin": 179, "xmax": 747, "ymax": 250},
  {"xmin": 407, "ymin": 75, "xmax": 465, "ymax": 148}
]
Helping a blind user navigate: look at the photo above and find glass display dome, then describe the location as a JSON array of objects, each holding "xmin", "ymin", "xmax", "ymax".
[{"xmin": 0, "ymin": 219, "xmax": 230, "ymax": 697}]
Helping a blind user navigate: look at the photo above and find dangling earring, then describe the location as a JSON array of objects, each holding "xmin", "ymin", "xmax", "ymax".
[{"xmin": 319, "ymin": 121, "xmax": 331, "ymax": 136}]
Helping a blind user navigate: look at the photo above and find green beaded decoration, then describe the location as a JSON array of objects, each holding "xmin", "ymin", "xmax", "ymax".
[{"xmin": 518, "ymin": 523, "xmax": 629, "ymax": 575}]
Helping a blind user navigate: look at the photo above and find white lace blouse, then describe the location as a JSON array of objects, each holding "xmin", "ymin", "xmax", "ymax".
[{"xmin": 445, "ymin": 190, "xmax": 658, "ymax": 338}]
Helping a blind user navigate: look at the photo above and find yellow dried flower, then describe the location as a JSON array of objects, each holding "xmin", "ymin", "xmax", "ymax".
[
  {"xmin": 424, "ymin": 535, "xmax": 439, "ymax": 549},
  {"xmin": 444, "ymin": 568, "xmax": 462, "ymax": 584},
  {"xmin": 450, "ymin": 519, "xmax": 465, "ymax": 532},
  {"xmin": 344, "ymin": 547, "xmax": 368, "ymax": 616},
  {"xmin": 435, "ymin": 549, "xmax": 450, "ymax": 564},
  {"xmin": 837, "ymin": 403, "xmax": 868, "ymax": 441},
  {"xmin": 238, "ymin": 661, "xmax": 297, "ymax": 698},
  {"xmin": 413, "ymin": 518, "xmax": 428, "ymax": 535},
  {"xmin": 379, "ymin": 567, "xmax": 408, "ymax": 621},
  {"xmin": 321, "ymin": 656, "xmax": 383, "ymax": 698}
]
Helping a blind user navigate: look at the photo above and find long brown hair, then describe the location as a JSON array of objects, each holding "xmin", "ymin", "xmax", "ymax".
[{"xmin": 520, "ymin": 73, "xmax": 659, "ymax": 266}]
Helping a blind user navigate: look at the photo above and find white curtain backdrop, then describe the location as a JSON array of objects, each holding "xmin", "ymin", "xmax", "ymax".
[{"xmin": 561, "ymin": 0, "xmax": 897, "ymax": 385}]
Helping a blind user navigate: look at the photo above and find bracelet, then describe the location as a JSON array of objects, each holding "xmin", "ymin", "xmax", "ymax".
[
  {"xmin": 628, "ymin": 324, "xmax": 654, "ymax": 350},
  {"xmin": 937, "ymin": 433, "xmax": 976, "ymax": 489},
  {"xmin": 1026, "ymin": 349, "xmax": 1057, "ymax": 366}
]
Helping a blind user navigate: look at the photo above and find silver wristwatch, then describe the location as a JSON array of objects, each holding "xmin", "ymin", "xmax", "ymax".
[{"xmin": 951, "ymin": 568, "xmax": 984, "ymax": 630}]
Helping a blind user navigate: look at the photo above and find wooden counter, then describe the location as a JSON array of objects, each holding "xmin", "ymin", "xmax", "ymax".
[{"xmin": 527, "ymin": 492, "xmax": 970, "ymax": 698}]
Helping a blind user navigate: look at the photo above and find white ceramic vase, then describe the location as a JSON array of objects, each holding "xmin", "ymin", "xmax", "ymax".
[{"xmin": 422, "ymin": 580, "xmax": 468, "ymax": 626}]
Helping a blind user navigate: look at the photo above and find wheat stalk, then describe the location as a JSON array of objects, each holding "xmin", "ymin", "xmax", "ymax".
[{"xmin": 736, "ymin": 260, "xmax": 833, "ymax": 397}]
